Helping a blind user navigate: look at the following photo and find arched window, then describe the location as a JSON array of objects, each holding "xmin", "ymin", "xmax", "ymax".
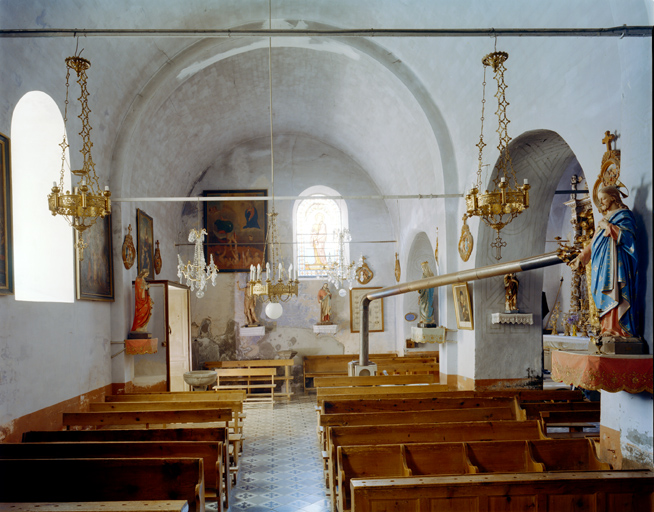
[
  {"xmin": 294, "ymin": 186, "xmax": 349, "ymax": 278},
  {"xmin": 12, "ymin": 91, "xmax": 74, "ymax": 302}
]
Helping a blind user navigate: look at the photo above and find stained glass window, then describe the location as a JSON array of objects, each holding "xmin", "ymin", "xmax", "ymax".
[{"xmin": 294, "ymin": 190, "xmax": 348, "ymax": 278}]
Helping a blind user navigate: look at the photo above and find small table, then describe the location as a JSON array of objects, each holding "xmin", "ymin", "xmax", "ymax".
[{"xmin": 551, "ymin": 350, "xmax": 653, "ymax": 393}]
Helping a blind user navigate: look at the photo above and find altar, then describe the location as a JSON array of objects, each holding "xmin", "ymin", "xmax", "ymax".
[{"xmin": 543, "ymin": 334, "xmax": 590, "ymax": 371}]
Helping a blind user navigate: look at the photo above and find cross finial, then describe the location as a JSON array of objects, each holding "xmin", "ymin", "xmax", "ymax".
[{"xmin": 602, "ymin": 131, "xmax": 616, "ymax": 152}]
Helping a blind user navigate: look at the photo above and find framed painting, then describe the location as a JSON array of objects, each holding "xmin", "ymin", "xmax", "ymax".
[
  {"xmin": 0, "ymin": 132, "xmax": 13, "ymax": 295},
  {"xmin": 203, "ymin": 189, "xmax": 267, "ymax": 272},
  {"xmin": 137, "ymin": 208, "xmax": 154, "ymax": 280},
  {"xmin": 350, "ymin": 287, "xmax": 384, "ymax": 333},
  {"xmin": 452, "ymin": 282, "xmax": 473, "ymax": 330},
  {"xmin": 76, "ymin": 214, "xmax": 114, "ymax": 301}
]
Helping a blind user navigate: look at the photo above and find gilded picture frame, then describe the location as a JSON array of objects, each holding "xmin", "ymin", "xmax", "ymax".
[
  {"xmin": 350, "ymin": 287, "xmax": 384, "ymax": 333},
  {"xmin": 76, "ymin": 214, "xmax": 114, "ymax": 301},
  {"xmin": 203, "ymin": 189, "xmax": 267, "ymax": 272},
  {"xmin": 452, "ymin": 282, "xmax": 473, "ymax": 330},
  {"xmin": 136, "ymin": 208, "xmax": 154, "ymax": 280},
  {"xmin": 0, "ymin": 132, "xmax": 12, "ymax": 295}
]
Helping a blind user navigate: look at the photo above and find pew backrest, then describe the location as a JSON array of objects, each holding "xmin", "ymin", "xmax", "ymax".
[
  {"xmin": 62, "ymin": 408, "xmax": 233, "ymax": 428},
  {"xmin": 0, "ymin": 458, "xmax": 205, "ymax": 512},
  {"xmin": 313, "ymin": 374, "xmax": 435, "ymax": 388},
  {"xmin": 105, "ymin": 390, "xmax": 246, "ymax": 402}
]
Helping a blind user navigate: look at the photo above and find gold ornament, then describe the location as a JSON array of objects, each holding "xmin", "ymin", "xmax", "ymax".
[{"xmin": 458, "ymin": 216, "xmax": 473, "ymax": 262}]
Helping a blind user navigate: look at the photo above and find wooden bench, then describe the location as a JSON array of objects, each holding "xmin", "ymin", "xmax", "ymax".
[
  {"xmin": 303, "ymin": 354, "xmax": 398, "ymax": 391},
  {"xmin": 325, "ymin": 420, "xmax": 547, "ymax": 508},
  {"xmin": 539, "ymin": 410, "xmax": 601, "ymax": 438},
  {"xmin": 321, "ymin": 396, "xmax": 518, "ymax": 415},
  {"xmin": 335, "ymin": 438, "xmax": 612, "ymax": 512},
  {"xmin": 89, "ymin": 400, "xmax": 244, "ymax": 438},
  {"xmin": 375, "ymin": 361, "xmax": 439, "ymax": 376},
  {"xmin": 0, "ymin": 458, "xmax": 205, "ymax": 512},
  {"xmin": 105, "ymin": 390, "xmax": 247, "ymax": 401},
  {"xmin": 317, "ymin": 383, "xmax": 449, "ymax": 402},
  {"xmin": 212, "ymin": 368, "xmax": 276, "ymax": 403},
  {"xmin": 0, "ymin": 441, "xmax": 223, "ymax": 510},
  {"xmin": 350, "ymin": 471, "xmax": 654, "ymax": 512},
  {"xmin": 22, "ymin": 427, "xmax": 232, "ymax": 510},
  {"xmin": 62, "ymin": 408, "xmax": 233, "ymax": 429},
  {"xmin": 313, "ymin": 374, "xmax": 435, "ymax": 388},
  {"xmin": 0, "ymin": 502, "xmax": 190, "ymax": 512},
  {"xmin": 520, "ymin": 400, "xmax": 600, "ymax": 420},
  {"xmin": 204, "ymin": 359, "xmax": 294, "ymax": 399}
]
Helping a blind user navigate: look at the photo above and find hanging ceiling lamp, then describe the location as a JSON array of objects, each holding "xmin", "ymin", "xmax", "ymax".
[
  {"xmin": 463, "ymin": 49, "xmax": 530, "ymax": 260},
  {"xmin": 177, "ymin": 226, "xmax": 219, "ymax": 298},
  {"xmin": 248, "ymin": 6, "xmax": 298, "ymax": 319},
  {"xmin": 322, "ymin": 228, "xmax": 357, "ymax": 294},
  {"xmin": 47, "ymin": 50, "xmax": 111, "ymax": 260}
]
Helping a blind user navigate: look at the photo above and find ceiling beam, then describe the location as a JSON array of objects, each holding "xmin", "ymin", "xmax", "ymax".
[{"xmin": 1, "ymin": 26, "xmax": 651, "ymax": 39}]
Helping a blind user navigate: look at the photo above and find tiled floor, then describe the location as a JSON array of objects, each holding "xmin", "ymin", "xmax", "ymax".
[{"xmin": 220, "ymin": 395, "xmax": 330, "ymax": 512}]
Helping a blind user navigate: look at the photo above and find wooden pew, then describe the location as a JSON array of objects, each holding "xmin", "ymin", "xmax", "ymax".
[
  {"xmin": 539, "ymin": 410, "xmax": 601, "ymax": 437},
  {"xmin": 350, "ymin": 471, "xmax": 654, "ymax": 512},
  {"xmin": 0, "ymin": 502, "xmax": 189, "ymax": 512},
  {"xmin": 313, "ymin": 374, "xmax": 435, "ymax": 388},
  {"xmin": 105, "ymin": 390, "xmax": 247, "ymax": 401},
  {"xmin": 321, "ymin": 396, "xmax": 518, "ymax": 415},
  {"xmin": 520, "ymin": 400, "xmax": 601, "ymax": 420},
  {"xmin": 303, "ymin": 354, "xmax": 398, "ymax": 391},
  {"xmin": 213, "ymin": 368, "xmax": 276, "ymax": 403},
  {"xmin": 336, "ymin": 438, "xmax": 611, "ymax": 512},
  {"xmin": 326, "ymin": 420, "xmax": 547, "ymax": 509},
  {"xmin": 0, "ymin": 458, "xmax": 205, "ymax": 512},
  {"xmin": 62, "ymin": 408, "xmax": 233, "ymax": 429},
  {"xmin": 317, "ymin": 383, "xmax": 449, "ymax": 401},
  {"xmin": 0, "ymin": 442, "xmax": 222, "ymax": 510},
  {"xmin": 375, "ymin": 361, "xmax": 439, "ymax": 376},
  {"xmin": 89, "ymin": 400, "xmax": 244, "ymax": 437},
  {"xmin": 204, "ymin": 359, "xmax": 294, "ymax": 399},
  {"xmin": 22, "ymin": 427, "xmax": 232, "ymax": 510}
]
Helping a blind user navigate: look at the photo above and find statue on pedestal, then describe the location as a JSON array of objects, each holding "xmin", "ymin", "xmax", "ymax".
[
  {"xmin": 318, "ymin": 283, "xmax": 332, "ymax": 324},
  {"xmin": 504, "ymin": 273, "xmax": 519, "ymax": 313},
  {"xmin": 237, "ymin": 279, "xmax": 259, "ymax": 326},
  {"xmin": 570, "ymin": 185, "xmax": 639, "ymax": 340},
  {"xmin": 130, "ymin": 269, "xmax": 154, "ymax": 336},
  {"xmin": 418, "ymin": 261, "xmax": 437, "ymax": 327}
]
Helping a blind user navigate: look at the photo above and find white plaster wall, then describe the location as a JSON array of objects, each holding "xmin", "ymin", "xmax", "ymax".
[{"xmin": 602, "ymin": 391, "xmax": 654, "ymax": 468}]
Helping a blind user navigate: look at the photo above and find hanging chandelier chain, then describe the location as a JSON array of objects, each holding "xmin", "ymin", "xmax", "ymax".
[
  {"xmin": 58, "ymin": 64, "xmax": 72, "ymax": 190},
  {"xmin": 475, "ymin": 65, "xmax": 487, "ymax": 187}
]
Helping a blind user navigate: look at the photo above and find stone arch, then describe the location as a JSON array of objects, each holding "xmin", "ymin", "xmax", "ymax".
[
  {"xmin": 471, "ymin": 129, "xmax": 579, "ymax": 387},
  {"xmin": 403, "ymin": 232, "xmax": 438, "ymax": 343}
]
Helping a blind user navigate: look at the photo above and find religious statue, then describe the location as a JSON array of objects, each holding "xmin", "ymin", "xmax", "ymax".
[
  {"xmin": 130, "ymin": 269, "xmax": 154, "ymax": 334},
  {"xmin": 236, "ymin": 278, "xmax": 259, "ymax": 326},
  {"xmin": 418, "ymin": 261, "xmax": 436, "ymax": 327},
  {"xmin": 317, "ymin": 283, "xmax": 332, "ymax": 324},
  {"xmin": 504, "ymin": 273, "xmax": 519, "ymax": 312},
  {"xmin": 569, "ymin": 185, "xmax": 638, "ymax": 339}
]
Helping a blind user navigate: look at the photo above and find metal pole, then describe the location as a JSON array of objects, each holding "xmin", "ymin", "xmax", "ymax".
[{"xmin": 358, "ymin": 250, "xmax": 571, "ymax": 362}]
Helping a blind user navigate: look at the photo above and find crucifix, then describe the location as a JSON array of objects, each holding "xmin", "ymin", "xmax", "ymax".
[{"xmin": 602, "ymin": 131, "xmax": 616, "ymax": 151}]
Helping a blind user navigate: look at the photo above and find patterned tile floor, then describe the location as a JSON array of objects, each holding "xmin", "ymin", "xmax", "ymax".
[{"xmin": 211, "ymin": 394, "xmax": 329, "ymax": 512}]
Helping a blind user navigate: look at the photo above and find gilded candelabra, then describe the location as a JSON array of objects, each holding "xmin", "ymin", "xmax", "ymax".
[
  {"xmin": 463, "ymin": 50, "xmax": 530, "ymax": 260},
  {"xmin": 47, "ymin": 53, "xmax": 111, "ymax": 260}
]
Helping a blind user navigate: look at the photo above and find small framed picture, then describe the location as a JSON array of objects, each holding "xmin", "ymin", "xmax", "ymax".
[{"xmin": 452, "ymin": 282, "xmax": 473, "ymax": 330}]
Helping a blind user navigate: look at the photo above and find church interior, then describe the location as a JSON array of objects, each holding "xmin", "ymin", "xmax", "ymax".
[{"xmin": 0, "ymin": 1, "xmax": 653, "ymax": 509}]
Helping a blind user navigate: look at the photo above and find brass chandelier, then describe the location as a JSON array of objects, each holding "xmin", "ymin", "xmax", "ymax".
[
  {"xmin": 247, "ymin": 28, "xmax": 298, "ymax": 320},
  {"xmin": 464, "ymin": 50, "xmax": 530, "ymax": 260},
  {"xmin": 47, "ymin": 52, "xmax": 111, "ymax": 259}
]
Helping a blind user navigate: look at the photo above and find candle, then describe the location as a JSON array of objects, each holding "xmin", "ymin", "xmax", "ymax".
[
  {"xmin": 523, "ymin": 178, "xmax": 529, "ymax": 185},
  {"xmin": 278, "ymin": 263, "xmax": 282, "ymax": 280},
  {"xmin": 257, "ymin": 263, "xmax": 261, "ymax": 281},
  {"xmin": 266, "ymin": 262, "xmax": 270, "ymax": 280},
  {"xmin": 104, "ymin": 185, "xmax": 110, "ymax": 191},
  {"xmin": 500, "ymin": 177, "xmax": 506, "ymax": 183},
  {"xmin": 289, "ymin": 264, "xmax": 293, "ymax": 280},
  {"xmin": 52, "ymin": 181, "xmax": 57, "ymax": 187}
]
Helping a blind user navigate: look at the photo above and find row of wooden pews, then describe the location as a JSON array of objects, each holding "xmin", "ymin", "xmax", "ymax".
[
  {"xmin": 303, "ymin": 351, "xmax": 439, "ymax": 392},
  {"xmin": 313, "ymin": 378, "xmax": 654, "ymax": 512},
  {"xmin": 0, "ymin": 389, "xmax": 248, "ymax": 512}
]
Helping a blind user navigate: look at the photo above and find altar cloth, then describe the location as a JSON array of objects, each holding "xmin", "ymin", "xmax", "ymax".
[{"xmin": 551, "ymin": 350, "xmax": 652, "ymax": 394}]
